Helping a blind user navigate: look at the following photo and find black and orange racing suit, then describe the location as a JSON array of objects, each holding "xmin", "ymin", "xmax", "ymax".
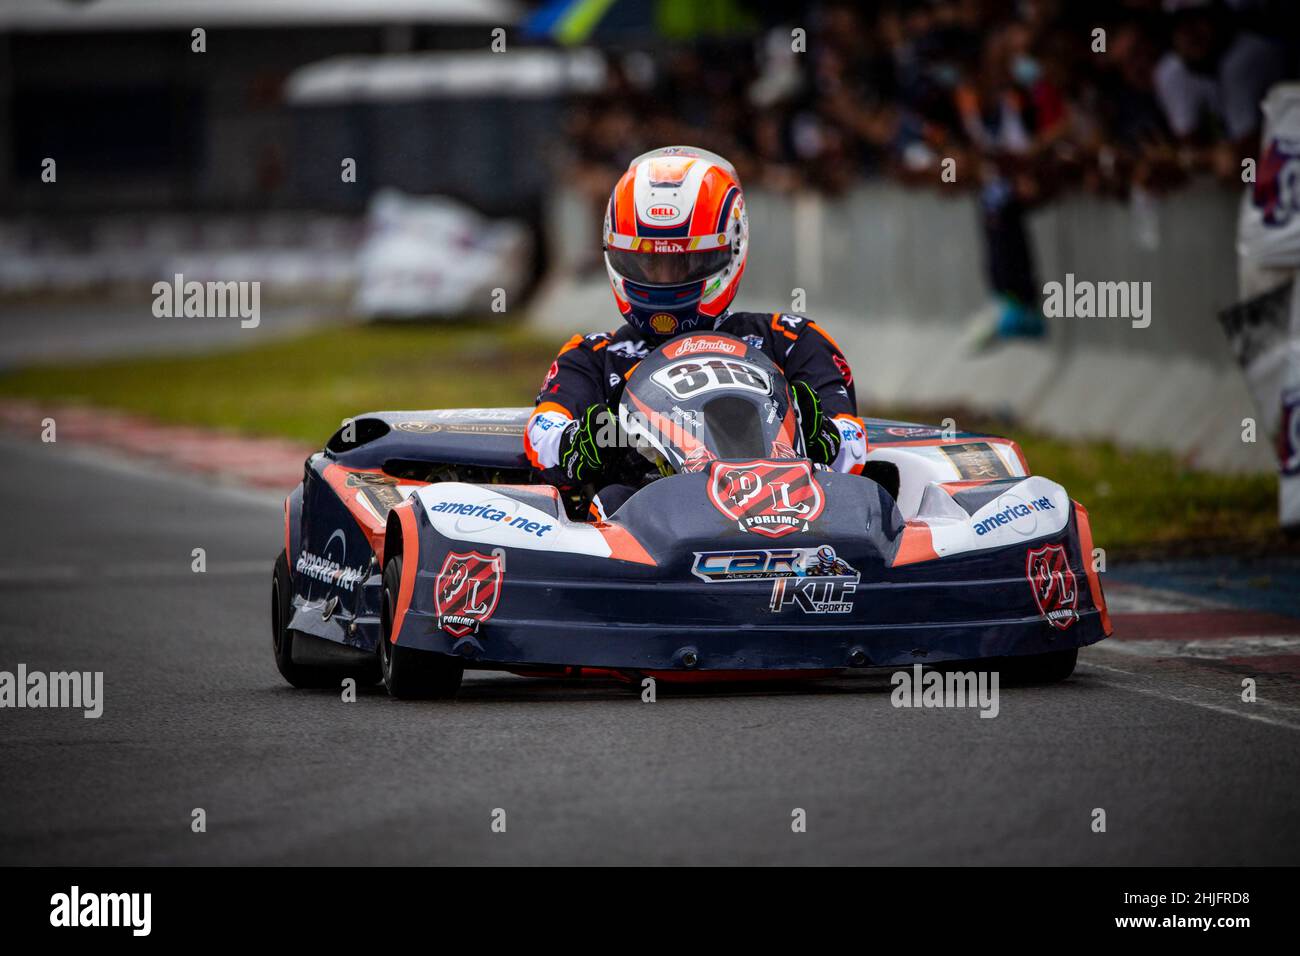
[{"xmin": 524, "ymin": 311, "xmax": 868, "ymax": 492}]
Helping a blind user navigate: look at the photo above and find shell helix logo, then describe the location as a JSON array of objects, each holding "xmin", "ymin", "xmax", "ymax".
[{"xmin": 649, "ymin": 313, "xmax": 679, "ymax": 335}]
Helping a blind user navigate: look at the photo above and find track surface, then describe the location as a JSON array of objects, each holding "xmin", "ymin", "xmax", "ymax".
[{"xmin": 1, "ymin": 436, "xmax": 1298, "ymax": 865}]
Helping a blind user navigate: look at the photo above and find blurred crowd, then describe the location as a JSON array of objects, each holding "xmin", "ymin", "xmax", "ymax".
[
  {"xmin": 569, "ymin": 0, "xmax": 1292, "ymax": 198},
  {"xmin": 564, "ymin": 0, "xmax": 1294, "ymax": 338}
]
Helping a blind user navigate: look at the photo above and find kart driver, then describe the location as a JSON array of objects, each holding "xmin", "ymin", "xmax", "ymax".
[{"xmin": 525, "ymin": 146, "xmax": 867, "ymax": 516}]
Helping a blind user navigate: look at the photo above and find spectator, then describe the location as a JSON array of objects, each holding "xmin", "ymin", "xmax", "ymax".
[
  {"xmin": 559, "ymin": 0, "xmax": 1299, "ymax": 339},
  {"xmin": 1156, "ymin": 1, "xmax": 1284, "ymax": 144}
]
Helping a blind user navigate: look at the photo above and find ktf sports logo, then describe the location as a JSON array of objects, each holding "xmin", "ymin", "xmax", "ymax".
[
  {"xmin": 690, "ymin": 545, "xmax": 860, "ymax": 615},
  {"xmin": 770, "ymin": 545, "xmax": 859, "ymax": 614},
  {"xmin": 707, "ymin": 459, "xmax": 825, "ymax": 538}
]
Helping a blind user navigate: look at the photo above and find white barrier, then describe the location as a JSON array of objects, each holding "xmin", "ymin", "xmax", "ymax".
[{"xmin": 532, "ymin": 183, "xmax": 1271, "ymax": 474}]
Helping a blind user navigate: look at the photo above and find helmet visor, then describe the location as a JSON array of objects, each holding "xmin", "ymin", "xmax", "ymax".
[{"xmin": 608, "ymin": 247, "xmax": 731, "ymax": 287}]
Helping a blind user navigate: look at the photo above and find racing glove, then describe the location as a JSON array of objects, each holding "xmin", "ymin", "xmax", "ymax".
[
  {"xmin": 792, "ymin": 380, "xmax": 842, "ymax": 466},
  {"xmin": 559, "ymin": 402, "xmax": 613, "ymax": 484}
]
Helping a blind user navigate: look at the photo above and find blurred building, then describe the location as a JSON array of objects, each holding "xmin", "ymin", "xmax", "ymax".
[{"xmin": 0, "ymin": 0, "xmax": 524, "ymax": 213}]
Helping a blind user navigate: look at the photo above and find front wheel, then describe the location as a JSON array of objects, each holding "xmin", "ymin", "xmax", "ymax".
[
  {"xmin": 272, "ymin": 551, "xmax": 338, "ymax": 689},
  {"xmin": 272, "ymin": 551, "xmax": 380, "ymax": 689},
  {"xmin": 379, "ymin": 555, "xmax": 464, "ymax": 700}
]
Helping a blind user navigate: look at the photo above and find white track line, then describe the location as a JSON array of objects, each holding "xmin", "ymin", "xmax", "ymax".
[
  {"xmin": 0, "ymin": 434, "xmax": 286, "ymax": 510},
  {"xmin": 1104, "ymin": 582, "xmax": 1232, "ymax": 613},
  {"xmin": 1077, "ymin": 659, "xmax": 1300, "ymax": 732},
  {"xmin": 0, "ymin": 560, "xmax": 269, "ymax": 584},
  {"xmin": 1097, "ymin": 635, "xmax": 1300, "ymax": 658}
]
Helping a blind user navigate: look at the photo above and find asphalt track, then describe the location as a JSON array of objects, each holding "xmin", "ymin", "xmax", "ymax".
[{"xmin": 1, "ymin": 436, "xmax": 1298, "ymax": 865}]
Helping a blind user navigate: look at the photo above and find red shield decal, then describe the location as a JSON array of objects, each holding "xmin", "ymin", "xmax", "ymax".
[
  {"xmin": 707, "ymin": 459, "xmax": 825, "ymax": 539},
  {"xmin": 434, "ymin": 550, "xmax": 503, "ymax": 637},
  {"xmin": 1025, "ymin": 544, "xmax": 1078, "ymax": 630}
]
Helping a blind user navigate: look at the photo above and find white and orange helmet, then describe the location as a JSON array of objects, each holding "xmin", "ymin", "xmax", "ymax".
[{"xmin": 603, "ymin": 146, "xmax": 749, "ymax": 339}]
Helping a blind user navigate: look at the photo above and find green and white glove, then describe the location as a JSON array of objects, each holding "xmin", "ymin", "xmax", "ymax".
[
  {"xmin": 792, "ymin": 380, "xmax": 842, "ymax": 466},
  {"xmin": 559, "ymin": 403, "xmax": 612, "ymax": 483}
]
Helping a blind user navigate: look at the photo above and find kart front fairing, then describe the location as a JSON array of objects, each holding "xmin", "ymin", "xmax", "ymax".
[
  {"xmin": 374, "ymin": 335, "xmax": 1107, "ymax": 671},
  {"xmin": 285, "ymin": 333, "xmax": 1111, "ymax": 675},
  {"xmin": 383, "ymin": 462, "xmax": 1110, "ymax": 672}
]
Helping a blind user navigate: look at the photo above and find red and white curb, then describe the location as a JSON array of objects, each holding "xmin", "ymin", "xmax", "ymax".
[
  {"xmin": 1102, "ymin": 578, "xmax": 1300, "ymax": 673},
  {"xmin": 0, "ymin": 399, "xmax": 312, "ymax": 490}
]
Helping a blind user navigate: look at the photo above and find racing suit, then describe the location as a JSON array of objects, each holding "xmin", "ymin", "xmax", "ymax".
[{"xmin": 525, "ymin": 311, "xmax": 868, "ymax": 491}]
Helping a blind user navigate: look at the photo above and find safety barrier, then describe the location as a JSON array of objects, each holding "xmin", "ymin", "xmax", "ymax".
[{"xmin": 532, "ymin": 183, "xmax": 1270, "ymax": 473}]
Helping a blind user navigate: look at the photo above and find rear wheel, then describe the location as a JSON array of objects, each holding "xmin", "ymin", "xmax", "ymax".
[
  {"xmin": 379, "ymin": 555, "xmax": 464, "ymax": 699},
  {"xmin": 272, "ymin": 551, "xmax": 380, "ymax": 689},
  {"xmin": 1000, "ymin": 648, "xmax": 1078, "ymax": 684},
  {"xmin": 272, "ymin": 552, "xmax": 335, "ymax": 689}
]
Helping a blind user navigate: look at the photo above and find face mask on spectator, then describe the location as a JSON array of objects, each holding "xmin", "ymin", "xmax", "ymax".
[
  {"xmin": 1012, "ymin": 54, "xmax": 1041, "ymax": 88},
  {"xmin": 932, "ymin": 63, "xmax": 960, "ymax": 89}
]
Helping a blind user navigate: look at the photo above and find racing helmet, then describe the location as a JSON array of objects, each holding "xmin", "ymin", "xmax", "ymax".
[{"xmin": 604, "ymin": 146, "xmax": 749, "ymax": 340}]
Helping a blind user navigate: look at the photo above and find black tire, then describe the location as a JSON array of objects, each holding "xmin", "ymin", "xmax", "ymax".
[
  {"xmin": 1000, "ymin": 647, "xmax": 1078, "ymax": 685},
  {"xmin": 272, "ymin": 551, "xmax": 381, "ymax": 689},
  {"xmin": 379, "ymin": 555, "xmax": 464, "ymax": 700}
]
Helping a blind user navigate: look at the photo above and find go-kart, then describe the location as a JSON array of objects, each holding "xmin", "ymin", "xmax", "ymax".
[{"xmin": 272, "ymin": 331, "xmax": 1111, "ymax": 698}]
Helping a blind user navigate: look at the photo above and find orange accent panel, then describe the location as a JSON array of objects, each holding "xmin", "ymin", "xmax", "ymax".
[
  {"xmin": 593, "ymin": 522, "xmax": 656, "ymax": 566},
  {"xmin": 321, "ymin": 463, "xmax": 425, "ymax": 562},
  {"xmin": 892, "ymin": 520, "xmax": 939, "ymax": 567},
  {"xmin": 779, "ymin": 406, "xmax": 799, "ymax": 449},
  {"xmin": 390, "ymin": 503, "xmax": 419, "ymax": 643},
  {"xmin": 1073, "ymin": 502, "xmax": 1113, "ymax": 636}
]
